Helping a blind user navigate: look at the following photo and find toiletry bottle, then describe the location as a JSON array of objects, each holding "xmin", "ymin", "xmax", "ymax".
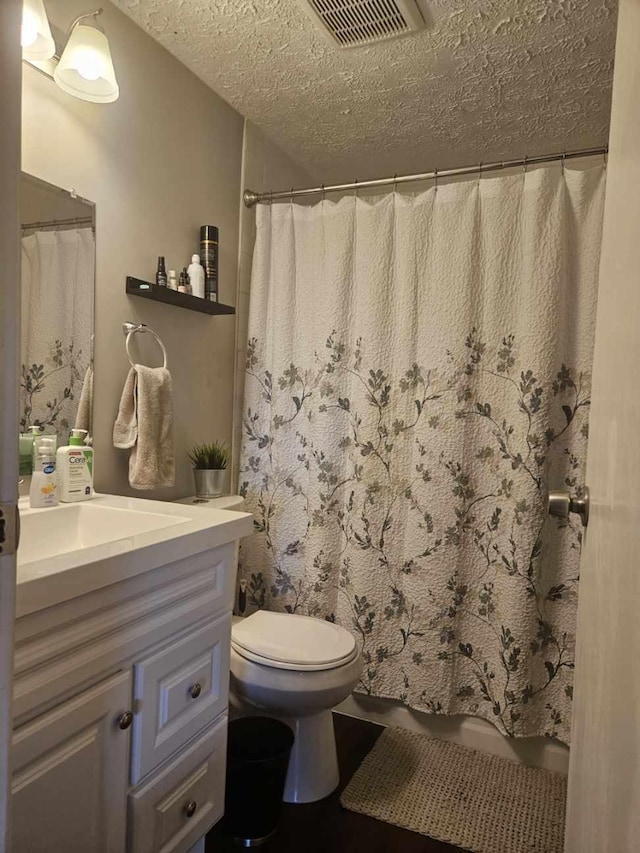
[
  {"xmin": 178, "ymin": 269, "xmax": 187, "ymax": 293},
  {"xmin": 156, "ymin": 256, "xmax": 168, "ymax": 287},
  {"xmin": 188, "ymin": 254, "xmax": 205, "ymax": 298},
  {"xmin": 19, "ymin": 434, "xmax": 34, "ymax": 477},
  {"xmin": 200, "ymin": 225, "xmax": 219, "ymax": 302},
  {"xmin": 56, "ymin": 428, "xmax": 94, "ymax": 502},
  {"xmin": 19, "ymin": 425, "xmax": 42, "ymax": 477},
  {"xmin": 30, "ymin": 437, "xmax": 58, "ymax": 508},
  {"xmin": 168, "ymin": 269, "xmax": 178, "ymax": 291}
]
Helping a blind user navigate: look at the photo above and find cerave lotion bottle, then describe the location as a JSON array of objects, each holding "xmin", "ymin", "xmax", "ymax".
[{"xmin": 56, "ymin": 429, "xmax": 94, "ymax": 502}]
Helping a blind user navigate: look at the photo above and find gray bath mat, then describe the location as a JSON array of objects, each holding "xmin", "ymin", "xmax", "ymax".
[{"xmin": 340, "ymin": 727, "xmax": 567, "ymax": 853}]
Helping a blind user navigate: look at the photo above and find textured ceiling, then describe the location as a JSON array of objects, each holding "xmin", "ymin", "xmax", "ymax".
[{"xmin": 111, "ymin": 0, "xmax": 617, "ymax": 183}]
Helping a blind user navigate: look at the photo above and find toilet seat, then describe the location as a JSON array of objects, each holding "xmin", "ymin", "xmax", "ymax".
[
  {"xmin": 231, "ymin": 610, "xmax": 357, "ymax": 672},
  {"xmin": 231, "ymin": 642, "xmax": 360, "ymax": 672}
]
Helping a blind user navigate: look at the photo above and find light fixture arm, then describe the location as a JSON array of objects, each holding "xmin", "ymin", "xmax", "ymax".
[{"xmin": 67, "ymin": 8, "xmax": 105, "ymax": 36}]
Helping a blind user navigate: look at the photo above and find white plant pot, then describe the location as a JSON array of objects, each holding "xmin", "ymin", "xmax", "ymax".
[{"xmin": 193, "ymin": 468, "xmax": 226, "ymax": 498}]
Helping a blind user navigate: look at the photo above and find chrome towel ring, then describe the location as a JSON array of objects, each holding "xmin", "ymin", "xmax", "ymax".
[{"xmin": 122, "ymin": 321, "xmax": 168, "ymax": 369}]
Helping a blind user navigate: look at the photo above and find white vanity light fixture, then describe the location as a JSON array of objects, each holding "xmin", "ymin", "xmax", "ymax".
[
  {"xmin": 54, "ymin": 9, "xmax": 119, "ymax": 103},
  {"xmin": 21, "ymin": 0, "xmax": 55, "ymax": 61}
]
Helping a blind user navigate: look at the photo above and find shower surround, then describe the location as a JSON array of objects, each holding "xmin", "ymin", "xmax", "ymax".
[{"xmin": 238, "ymin": 164, "xmax": 605, "ymax": 742}]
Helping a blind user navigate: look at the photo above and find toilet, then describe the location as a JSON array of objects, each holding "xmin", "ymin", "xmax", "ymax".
[
  {"xmin": 175, "ymin": 495, "xmax": 363, "ymax": 803},
  {"xmin": 230, "ymin": 610, "xmax": 362, "ymax": 803}
]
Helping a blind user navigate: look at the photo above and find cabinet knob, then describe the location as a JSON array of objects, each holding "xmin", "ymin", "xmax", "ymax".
[
  {"xmin": 184, "ymin": 800, "xmax": 197, "ymax": 818},
  {"xmin": 117, "ymin": 711, "xmax": 133, "ymax": 730},
  {"xmin": 189, "ymin": 683, "xmax": 202, "ymax": 699}
]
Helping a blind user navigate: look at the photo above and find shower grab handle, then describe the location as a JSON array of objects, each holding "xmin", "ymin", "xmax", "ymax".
[{"xmin": 548, "ymin": 487, "xmax": 590, "ymax": 527}]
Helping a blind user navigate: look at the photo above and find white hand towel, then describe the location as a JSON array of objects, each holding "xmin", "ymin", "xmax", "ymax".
[{"xmin": 113, "ymin": 365, "xmax": 175, "ymax": 489}]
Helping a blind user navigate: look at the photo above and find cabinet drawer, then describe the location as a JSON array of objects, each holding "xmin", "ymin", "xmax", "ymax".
[
  {"xmin": 132, "ymin": 614, "xmax": 231, "ymax": 783},
  {"xmin": 129, "ymin": 716, "xmax": 227, "ymax": 853}
]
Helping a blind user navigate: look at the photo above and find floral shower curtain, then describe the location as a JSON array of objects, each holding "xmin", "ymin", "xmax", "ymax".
[
  {"xmin": 20, "ymin": 228, "xmax": 94, "ymax": 434},
  {"xmin": 238, "ymin": 164, "xmax": 606, "ymax": 742}
]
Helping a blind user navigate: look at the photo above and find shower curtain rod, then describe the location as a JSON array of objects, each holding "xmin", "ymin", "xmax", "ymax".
[
  {"xmin": 21, "ymin": 215, "xmax": 94, "ymax": 231},
  {"xmin": 243, "ymin": 145, "xmax": 608, "ymax": 208}
]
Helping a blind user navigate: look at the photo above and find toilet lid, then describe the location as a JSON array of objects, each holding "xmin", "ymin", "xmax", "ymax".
[{"xmin": 231, "ymin": 611, "xmax": 357, "ymax": 670}]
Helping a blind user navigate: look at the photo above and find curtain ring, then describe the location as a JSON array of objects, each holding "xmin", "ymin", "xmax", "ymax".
[
  {"xmin": 603, "ymin": 150, "xmax": 608, "ymax": 168},
  {"xmin": 561, "ymin": 151, "xmax": 566, "ymax": 174},
  {"xmin": 477, "ymin": 161, "xmax": 482, "ymax": 187},
  {"xmin": 353, "ymin": 178, "xmax": 358, "ymax": 198},
  {"xmin": 268, "ymin": 190, "xmax": 273, "ymax": 206},
  {"xmin": 321, "ymin": 183, "xmax": 326, "ymax": 201},
  {"xmin": 523, "ymin": 155, "xmax": 528, "ymax": 176},
  {"xmin": 434, "ymin": 169, "xmax": 438, "ymax": 193},
  {"xmin": 393, "ymin": 173, "xmax": 398, "ymax": 193}
]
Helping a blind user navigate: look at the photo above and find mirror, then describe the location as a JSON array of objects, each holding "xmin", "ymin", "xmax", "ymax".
[{"xmin": 20, "ymin": 173, "xmax": 95, "ymax": 450}]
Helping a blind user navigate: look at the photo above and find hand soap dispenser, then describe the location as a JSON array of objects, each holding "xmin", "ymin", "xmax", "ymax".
[
  {"xmin": 56, "ymin": 429, "xmax": 94, "ymax": 502},
  {"xmin": 30, "ymin": 437, "xmax": 58, "ymax": 508}
]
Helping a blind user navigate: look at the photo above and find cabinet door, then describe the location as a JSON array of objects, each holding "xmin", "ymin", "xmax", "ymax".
[{"xmin": 12, "ymin": 671, "xmax": 132, "ymax": 853}]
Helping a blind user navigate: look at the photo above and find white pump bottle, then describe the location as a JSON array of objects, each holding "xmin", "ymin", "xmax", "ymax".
[
  {"xmin": 56, "ymin": 428, "xmax": 94, "ymax": 502},
  {"xmin": 187, "ymin": 254, "xmax": 205, "ymax": 299}
]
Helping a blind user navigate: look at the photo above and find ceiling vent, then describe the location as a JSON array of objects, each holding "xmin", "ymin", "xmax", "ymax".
[{"xmin": 301, "ymin": 0, "xmax": 425, "ymax": 49}]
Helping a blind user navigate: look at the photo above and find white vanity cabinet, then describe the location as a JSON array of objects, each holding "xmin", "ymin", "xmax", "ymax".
[{"xmin": 12, "ymin": 529, "xmax": 246, "ymax": 853}]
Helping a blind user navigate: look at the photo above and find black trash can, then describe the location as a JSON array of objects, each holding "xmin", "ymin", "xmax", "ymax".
[{"xmin": 225, "ymin": 717, "xmax": 295, "ymax": 847}]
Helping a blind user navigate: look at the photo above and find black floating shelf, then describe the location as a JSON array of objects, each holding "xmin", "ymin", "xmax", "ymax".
[{"xmin": 126, "ymin": 276, "xmax": 235, "ymax": 315}]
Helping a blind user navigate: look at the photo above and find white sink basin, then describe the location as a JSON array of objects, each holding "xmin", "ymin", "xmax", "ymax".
[
  {"xmin": 19, "ymin": 502, "xmax": 189, "ymax": 565},
  {"xmin": 17, "ymin": 494, "xmax": 253, "ymax": 617}
]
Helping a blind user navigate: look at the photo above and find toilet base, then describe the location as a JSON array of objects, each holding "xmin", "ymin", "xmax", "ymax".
[{"xmin": 279, "ymin": 710, "xmax": 339, "ymax": 804}]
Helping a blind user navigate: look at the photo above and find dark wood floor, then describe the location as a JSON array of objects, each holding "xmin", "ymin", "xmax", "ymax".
[{"xmin": 206, "ymin": 713, "xmax": 466, "ymax": 852}]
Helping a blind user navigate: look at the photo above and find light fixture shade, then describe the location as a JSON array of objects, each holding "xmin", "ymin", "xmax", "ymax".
[
  {"xmin": 22, "ymin": 0, "xmax": 55, "ymax": 61},
  {"xmin": 54, "ymin": 22, "xmax": 119, "ymax": 103}
]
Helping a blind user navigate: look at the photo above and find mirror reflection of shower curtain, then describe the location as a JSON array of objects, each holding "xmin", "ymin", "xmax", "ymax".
[
  {"xmin": 20, "ymin": 228, "xmax": 94, "ymax": 436},
  {"xmin": 239, "ymin": 164, "xmax": 606, "ymax": 744}
]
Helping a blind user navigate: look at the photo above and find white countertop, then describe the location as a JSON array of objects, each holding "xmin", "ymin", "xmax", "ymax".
[{"xmin": 16, "ymin": 494, "xmax": 253, "ymax": 618}]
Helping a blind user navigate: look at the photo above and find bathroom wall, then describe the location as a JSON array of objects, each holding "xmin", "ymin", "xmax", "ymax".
[
  {"xmin": 21, "ymin": 0, "xmax": 244, "ymax": 500},
  {"xmin": 231, "ymin": 121, "xmax": 316, "ymax": 484}
]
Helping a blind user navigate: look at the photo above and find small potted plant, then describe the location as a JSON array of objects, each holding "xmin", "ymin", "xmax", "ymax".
[{"xmin": 189, "ymin": 441, "xmax": 230, "ymax": 498}]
